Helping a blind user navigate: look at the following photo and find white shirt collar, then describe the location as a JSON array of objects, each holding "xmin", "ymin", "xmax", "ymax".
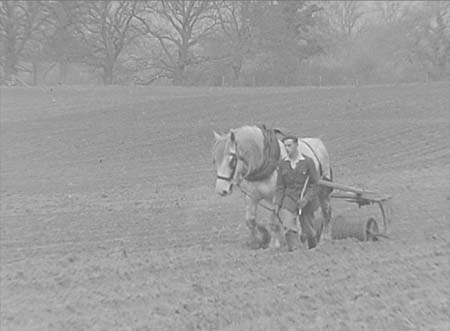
[{"xmin": 283, "ymin": 152, "xmax": 304, "ymax": 169}]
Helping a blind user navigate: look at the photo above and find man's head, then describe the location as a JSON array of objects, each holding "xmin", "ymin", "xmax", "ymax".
[{"xmin": 282, "ymin": 135, "xmax": 298, "ymax": 159}]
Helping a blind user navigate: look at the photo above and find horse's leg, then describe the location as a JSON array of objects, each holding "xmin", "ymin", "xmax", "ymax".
[
  {"xmin": 318, "ymin": 186, "xmax": 333, "ymax": 240},
  {"xmin": 269, "ymin": 212, "xmax": 282, "ymax": 249},
  {"xmin": 245, "ymin": 196, "xmax": 260, "ymax": 249}
]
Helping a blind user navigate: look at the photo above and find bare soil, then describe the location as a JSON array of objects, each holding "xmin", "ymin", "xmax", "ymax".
[{"xmin": 1, "ymin": 82, "xmax": 449, "ymax": 330}]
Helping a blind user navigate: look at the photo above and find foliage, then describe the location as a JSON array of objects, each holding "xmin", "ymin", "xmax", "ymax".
[
  {"xmin": 0, "ymin": 1, "xmax": 50, "ymax": 83},
  {"xmin": 1, "ymin": 0, "xmax": 448, "ymax": 86}
]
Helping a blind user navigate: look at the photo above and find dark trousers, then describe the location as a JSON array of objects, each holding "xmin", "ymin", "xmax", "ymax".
[
  {"xmin": 299, "ymin": 211, "xmax": 316, "ymax": 243},
  {"xmin": 277, "ymin": 208, "xmax": 316, "ymax": 240}
]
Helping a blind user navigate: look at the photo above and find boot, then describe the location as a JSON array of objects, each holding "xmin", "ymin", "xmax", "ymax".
[
  {"xmin": 300, "ymin": 232, "xmax": 307, "ymax": 243},
  {"xmin": 307, "ymin": 235, "xmax": 317, "ymax": 249},
  {"xmin": 300, "ymin": 213, "xmax": 317, "ymax": 249},
  {"xmin": 285, "ymin": 230, "xmax": 300, "ymax": 252}
]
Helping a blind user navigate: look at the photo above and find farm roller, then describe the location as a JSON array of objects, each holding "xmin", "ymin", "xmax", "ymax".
[
  {"xmin": 331, "ymin": 216, "xmax": 380, "ymax": 241},
  {"xmin": 319, "ymin": 180, "xmax": 392, "ymax": 241}
]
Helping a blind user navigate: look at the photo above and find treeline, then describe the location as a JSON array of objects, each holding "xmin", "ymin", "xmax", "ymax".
[{"xmin": 1, "ymin": 0, "xmax": 449, "ymax": 86}]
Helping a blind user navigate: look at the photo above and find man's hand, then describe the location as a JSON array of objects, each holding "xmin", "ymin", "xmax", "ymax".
[{"xmin": 298, "ymin": 198, "xmax": 308, "ymax": 209}]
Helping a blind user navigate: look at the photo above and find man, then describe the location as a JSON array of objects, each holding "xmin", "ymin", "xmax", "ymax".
[{"xmin": 274, "ymin": 135, "xmax": 320, "ymax": 251}]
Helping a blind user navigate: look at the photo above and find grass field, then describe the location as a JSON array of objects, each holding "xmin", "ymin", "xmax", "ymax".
[{"xmin": 1, "ymin": 82, "xmax": 449, "ymax": 330}]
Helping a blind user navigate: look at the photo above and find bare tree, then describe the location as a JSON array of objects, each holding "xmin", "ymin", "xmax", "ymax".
[
  {"xmin": 135, "ymin": 0, "xmax": 219, "ymax": 85},
  {"xmin": 407, "ymin": 1, "xmax": 450, "ymax": 80},
  {"xmin": 0, "ymin": 0, "xmax": 49, "ymax": 83},
  {"xmin": 41, "ymin": 1, "xmax": 84, "ymax": 84},
  {"xmin": 75, "ymin": 0, "xmax": 140, "ymax": 85},
  {"xmin": 374, "ymin": 1, "xmax": 406, "ymax": 25},
  {"xmin": 238, "ymin": 1, "xmax": 323, "ymax": 85},
  {"xmin": 323, "ymin": 1, "xmax": 366, "ymax": 39},
  {"xmin": 212, "ymin": 1, "xmax": 252, "ymax": 85}
]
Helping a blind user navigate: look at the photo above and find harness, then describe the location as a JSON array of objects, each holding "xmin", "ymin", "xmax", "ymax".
[{"xmin": 245, "ymin": 125, "xmax": 280, "ymax": 181}]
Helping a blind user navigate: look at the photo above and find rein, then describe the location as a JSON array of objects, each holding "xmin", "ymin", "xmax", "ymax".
[
  {"xmin": 236, "ymin": 182, "xmax": 285, "ymax": 229},
  {"xmin": 236, "ymin": 183, "xmax": 276, "ymax": 213}
]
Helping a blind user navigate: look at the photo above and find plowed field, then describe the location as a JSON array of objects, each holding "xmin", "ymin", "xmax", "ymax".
[{"xmin": 1, "ymin": 82, "xmax": 449, "ymax": 330}]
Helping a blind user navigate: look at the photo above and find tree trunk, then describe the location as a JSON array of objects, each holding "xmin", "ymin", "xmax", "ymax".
[
  {"xmin": 102, "ymin": 63, "xmax": 114, "ymax": 85},
  {"xmin": 59, "ymin": 61, "xmax": 69, "ymax": 84},
  {"xmin": 173, "ymin": 45, "xmax": 189, "ymax": 85},
  {"xmin": 32, "ymin": 62, "xmax": 38, "ymax": 86},
  {"xmin": 3, "ymin": 2, "xmax": 18, "ymax": 83},
  {"xmin": 4, "ymin": 46, "xmax": 17, "ymax": 82},
  {"xmin": 173, "ymin": 64, "xmax": 185, "ymax": 85},
  {"xmin": 231, "ymin": 66, "xmax": 241, "ymax": 87},
  {"xmin": 231, "ymin": 55, "xmax": 242, "ymax": 87}
]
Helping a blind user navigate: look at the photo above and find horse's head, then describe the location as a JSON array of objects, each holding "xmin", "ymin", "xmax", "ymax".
[{"xmin": 212, "ymin": 130, "xmax": 246, "ymax": 196}]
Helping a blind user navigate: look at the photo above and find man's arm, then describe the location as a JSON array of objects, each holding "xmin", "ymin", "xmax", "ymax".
[{"xmin": 301, "ymin": 157, "xmax": 320, "ymax": 204}]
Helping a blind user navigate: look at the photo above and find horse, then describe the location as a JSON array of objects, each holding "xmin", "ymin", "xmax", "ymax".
[{"xmin": 212, "ymin": 125, "xmax": 333, "ymax": 249}]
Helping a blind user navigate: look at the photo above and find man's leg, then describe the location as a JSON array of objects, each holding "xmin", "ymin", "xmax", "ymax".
[
  {"xmin": 279, "ymin": 208, "xmax": 300, "ymax": 252},
  {"xmin": 299, "ymin": 212, "xmax": 317, "ymax": 249}
]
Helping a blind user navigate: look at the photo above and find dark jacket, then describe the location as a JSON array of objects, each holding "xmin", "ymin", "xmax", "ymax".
[{"xmin": 274, "ymin": 154, "xmax": 320, "ymax": 213}]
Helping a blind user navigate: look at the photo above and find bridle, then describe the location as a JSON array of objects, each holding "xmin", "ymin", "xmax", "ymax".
[
  {"xmin": 216, "ymin": 151, "xmax": 239, "ymax": 182},
  {"xmin": 216, "ymin": 136, "xmax": 249, "ymax": 183}
]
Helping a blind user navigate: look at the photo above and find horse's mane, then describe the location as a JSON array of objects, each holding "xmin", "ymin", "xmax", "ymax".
[
  {"xmin": 234, "ymin": 126, "xmax": 264, "ymax": 178},
  {"xmin": 236, "ymin": 125, "xmax": 280, "ymax": 181}
]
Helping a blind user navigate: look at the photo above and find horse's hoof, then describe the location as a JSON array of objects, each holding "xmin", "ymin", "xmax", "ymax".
[
  {"xmin": 256, "ymin": 225, "xmax": 271, "ymax": 249},
  {"xmin": 246, "ymin": 225, "xmax": 271, "ymax": 249},
  {"xmin": 247, "ymin": 240, "xmax": 261, "ymax": 250}
]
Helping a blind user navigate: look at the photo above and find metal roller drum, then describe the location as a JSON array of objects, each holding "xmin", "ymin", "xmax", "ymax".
[{"xmin": 331, "ymin": 215, "xmax": 379, "ymax": 241}]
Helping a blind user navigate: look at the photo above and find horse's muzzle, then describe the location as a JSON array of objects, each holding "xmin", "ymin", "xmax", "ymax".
[
  {"xmin": 216, "ymin": 183, "xmax": 233, "ymax": 196},
  {"xmin": 218, "ymin": 189, "xmax": 228, "ymax": 196}
]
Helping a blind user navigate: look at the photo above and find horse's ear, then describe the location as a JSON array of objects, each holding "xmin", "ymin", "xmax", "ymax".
[
  {"xmin": 230, "ymin": 130, "xmax": 236, "ymax": 142},
  {"xmin": 213, "ymin": 131, "xmax": 221, "ymax": 140},
  {"xmin": 274, "ymin": 127, "xmax": 287, "ymax": 139}
]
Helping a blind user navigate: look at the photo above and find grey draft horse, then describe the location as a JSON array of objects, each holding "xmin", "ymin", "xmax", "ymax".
[{"xmin": 212, "ymin": 125, "xmax": 333, "ymax": 249}]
